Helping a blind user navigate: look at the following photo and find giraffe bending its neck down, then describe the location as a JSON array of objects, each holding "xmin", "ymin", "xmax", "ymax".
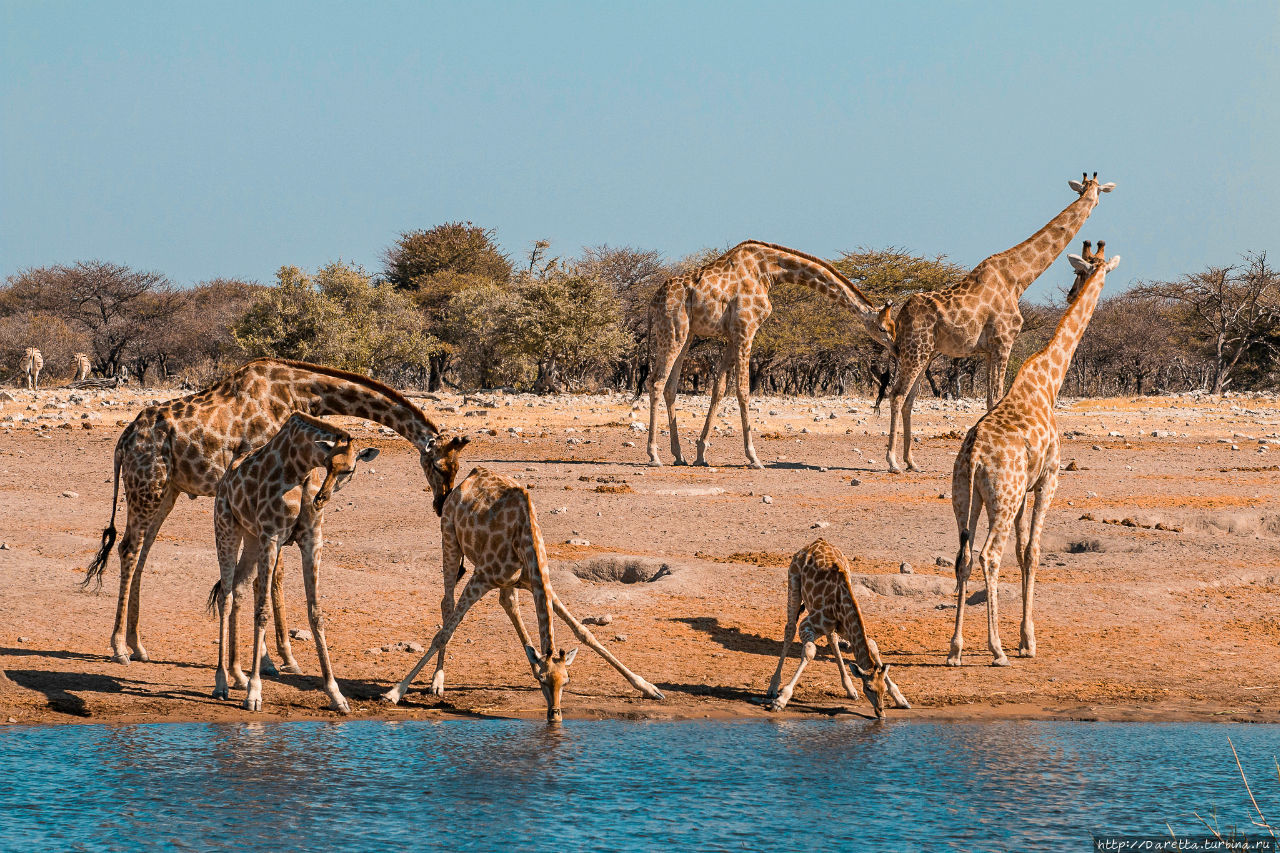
[
  {"xmin": 21, "ymin": 348, "xmax": 43, "ymax": 391},
  {"xmin": 947, "ymin": 246, "xmax": 1120, "ymax": 666},
  {"xmin": 73, "ymin": 352, "xmax": 91, "ymax": 382},
  {"xmin": 211, "ymin": 412, "xmax": 378, "ymax": 713},
  {"xmin": 884, "ymin": 173, "xmax": 1114, "ymax": 473},
  {"xmin": 383, "ymin": 438, "xmax": 663, "ymax": 722},
  {"xmin": 85, "ymin": 358, "xmax": 440, "ymax": 666},
  {"xmin": 765, "ymin": 539, "xmax": 910, "ymax": 717},
  {"xmin": 646, "ymin": 240, "xmax": 893, "ymax": 469}
]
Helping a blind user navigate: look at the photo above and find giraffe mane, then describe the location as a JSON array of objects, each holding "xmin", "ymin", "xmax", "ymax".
[
  {"xmin": 249, "ymin": 358, "xmax": 440, "ymax": 435},
  {"xmin": 733, "ymin": 240, "xmax": 877, "ymax": 302}
]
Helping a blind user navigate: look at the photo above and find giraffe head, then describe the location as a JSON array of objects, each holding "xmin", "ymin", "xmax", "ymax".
[
  {"xmin": 1066, "ymin": 243, "xmax": 1121, "ymax": 301},
  {"xmin": 869, "ymin": 300, "xmax": 895, "ymax": 346},
  {"xmin": 849, "ymin": 660, "xmax": 910, "ymax": 718},
  {"xmin": 312, "ymin": 438, "xmax": 380, "ymax": 511},
  {"xmin": 1067, "ymin": 171, "xmax": 1116, "ymax": 198},
  {"xmin": 525, "ymin": 646, "xmax": 578, "ymax": 722},
  {"xmin": 424, "ymin": 434, "xmax": 472, "ymax": 516}
]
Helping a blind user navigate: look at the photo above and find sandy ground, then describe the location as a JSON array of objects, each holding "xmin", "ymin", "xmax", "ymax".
[{"xmin": 3, "ymin": 383, "xmax": 1280, "ymax": 726}]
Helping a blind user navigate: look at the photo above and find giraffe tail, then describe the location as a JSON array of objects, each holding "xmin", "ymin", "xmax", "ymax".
[
  {"xmin": 83, "ymin": 439, "xmax": 124, "ymax": 590},
  {"xmin": 206, "ymin": 580, "xmax": 222, "ymax": 614}
]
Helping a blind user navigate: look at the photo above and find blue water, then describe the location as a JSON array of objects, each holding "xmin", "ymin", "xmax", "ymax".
[{"xmin": 0, "ymin": 720, "xmax": 1276, "ymax": 851}]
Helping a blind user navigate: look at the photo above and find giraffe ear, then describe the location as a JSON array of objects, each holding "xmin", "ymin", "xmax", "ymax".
[
  {"xmin": 850, "ymin": 662, "xmax": 871, "ymax": 679},
  {"xmin": 1068, "ymin": 179, "xmax": 1085, "ymax": 193},
  {"xmin": 524, "ymin": 645, "xmax": 542, "ymax": 669},
  {"xmin": 1105, "ymin": 256, "xmax": 1121, "ymax": 272},
  {"xmin": 314, "ymin": 438, "xmax": 337, "ymax": 453},
  {"xmin": 1067, "ymin": 254, "xmax": 1092, "ymax": 274},
  {"xmin": 563, "ymin": 647, "xmax": 578, "ymax": 666},
  {"xmin": 1099, "ymin": 182, "xmax": 1116, "ymax": 193}
]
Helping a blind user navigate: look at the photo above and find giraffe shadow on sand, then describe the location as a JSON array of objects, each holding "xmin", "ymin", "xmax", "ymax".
[
  {"xmin": 3, "ymin": 669, "xmax": 212, "ymax": 716},
  {"xmin": 1, "ymin": 645, "xmax": 210, "ymax": 670},
  {"xmin": 673, "ymin": 616, "xmax": 784, "ymax": 657}
]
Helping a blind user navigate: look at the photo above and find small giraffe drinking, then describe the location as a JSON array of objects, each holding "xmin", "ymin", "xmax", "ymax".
[
  {"xmin": 765, "ymin": 539, "xmax": 909, "ymax": 718},
  {"xmin": 383, "ymin": 435, "xmax": 663, "ymax": 722},
  {"xmin": 210, "ymin": 412, "xmax": 378, "ymax": 713}
]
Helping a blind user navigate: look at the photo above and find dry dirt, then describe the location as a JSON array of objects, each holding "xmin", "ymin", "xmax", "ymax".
[{"xmin": 3, "ymin": 384, "xmax": 1280, "ymax": 726}]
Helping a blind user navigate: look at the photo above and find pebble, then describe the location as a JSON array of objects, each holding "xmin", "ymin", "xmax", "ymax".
[
  {"xmin": 61, "ymin": 491, "xmax": 78, "ymax": 498},
  {"xmin": 613, "ymin": 635, "xmax": 628, "ymax": 642},
  {"xmin": 849, "ymin": 478, "xmax": 861, "ymax": 486},
  {"xmin": 582, "ymin": 613, "xmax": 613, "ymax": 626},
  {"xmin": 899, "ymin": 562, "xmax": 913, "ymax": 575},
  {"xmin": 1092, "ymin": 445, "xmax": 1103, "ymax": 451},
  {"xmin": 812, "ymin": 520, "xmax": 830, "ymax": 529},
  {"xmin": 17, "ymin": 637, "xmax": 30, "ymax": 643},
  {"xmin": 761, "ymin": 495, "xmax": 773, "ymax": 504},
  {"xmin": 936, "ymin": 556, "xmax": 950, "ymax": 567},
  {"xmin": 622, "ymin": 441, "xmax": 635, "ymax": 447},
  {"xmin": 566, "ymin": 538, "xmax": 591, "ymax": 546},
  {"xmin": 289, "ymin": 629, "xmax": 313, "ymax": 642},
  {"xmin": 0, "ymin": 543, "xmax": 8, "ymax": 550}
]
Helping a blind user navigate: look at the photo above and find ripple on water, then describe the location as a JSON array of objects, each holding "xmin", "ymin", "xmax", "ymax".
[{"xmin": 1, "ymin": 720, "xmax": 1276, "ymax": 851}]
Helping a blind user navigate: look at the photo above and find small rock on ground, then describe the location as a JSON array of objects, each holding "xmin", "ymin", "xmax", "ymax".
[{"xmin": 899, "ymin": 562, "xmax": 913, "ymax": 574}]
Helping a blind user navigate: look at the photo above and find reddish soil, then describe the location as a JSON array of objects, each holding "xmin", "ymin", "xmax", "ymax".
[{"xmin": 3, "ymin": 386, "xmax": 1280, "ymax": 725}]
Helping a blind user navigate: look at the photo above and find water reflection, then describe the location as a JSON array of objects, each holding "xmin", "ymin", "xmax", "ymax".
[{"xmin": 1, "ymin": 721, "xmax": 1277, "ymax": 852}]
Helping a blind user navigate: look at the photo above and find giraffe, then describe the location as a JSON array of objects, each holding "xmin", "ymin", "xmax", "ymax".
[
  {"xmin": 946, "ymin": 246, "xmax": 1121, "ymax": 667},
  {"xmin": 883, "ymin": 173, "xmax": 1115, "ymax": 473},
  {"xmin": 73, "ymin": 352, "xmax": 91, "ymax": 382},
  {"xmin": 382, "ymin": 438, "xmax": 664, "ymax": 721},
  {"xmin": 211, "ymin": 412, "xmax": 378, "ymax": 713},
  {"xmin": 765, "ymin": 538, "xmax": 910, "ymax": 717},
  {"xmin": 20, "ymin": 348, "xmax": 43, "ymax": 391},
  {"xmin": 646, "ymin": 240, "xmax": 894, "ymax": 468},
  {"xmin": 84, "ymin": 358, "xmax": 440, "ymax": 666}
]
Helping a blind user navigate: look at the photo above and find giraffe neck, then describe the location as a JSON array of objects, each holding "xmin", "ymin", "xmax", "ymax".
[
  {"xmin": 747, "ymin": 242, "xmax": 879, "ymax": 318},
  {"xmin": 259, "ymin": 360, "xmax": 439, "ymax": 450},
  {"xmin": 1024, "ymin": 265, "xmax": 1110, "ymax": 399},
  {"xmin": 987, "ymin": 188, "xmax": 1100, "ymax": 297},
  {"xmin": 836, "ymin": 565, "xmax": 880, "ymax": 671}
]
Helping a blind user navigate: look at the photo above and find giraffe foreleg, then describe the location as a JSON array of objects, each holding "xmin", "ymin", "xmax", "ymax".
[
  {"xmin": 886, "ymin": 354, "xmax": 928, "ymax": 474},
  {"xmin": 733, "ymin": 336, "xmax": 762, "ymax": 469},
  {"xmin": 947, "ymin": 457, "xmax": 983, "ymax": 666},
  {"xmin": 228, "ymin": 538, "xmax": 260, "ymax": 689},
  {"xmin": 766, "ymin": 565, "xmax": 802, "ymax": 700},
  {"xmin": 499, "ymin": 587, "xmax": 539, "ymax": 681},
  {"xmin": 429, "ymin": 527, "xmax": 464, "ymax": 696},
  {"xmin": 549, "ymin": 591, "xmax": 663, "ymax": 699},
  {"xmin": 383, "ymin": 576, "xmax": 491, "ymax": 705},
  {"xmin": 828, "ymin": 632, "xmax": 860, "ymax": 702},
  {"xmin": 767, "ymin": 621, "xmax": 818, "ymax": 712},
  {"xmin": 297, "ymin": 527, "xmax": 349, "ymax": 714},
  {"xmin": 647, "ymin": 311, "xmax": 689, "ymax": 467},
  {"xmin": 244, "ymin": 538, "xmax": 281, "ymax": 712},
  {"xmin": 212, "ymin": 509, "xmax": 241, "ymax": 701},
  {"xmin": 695, "ymin": 346, "xmax": 734, "ymax": 466},
  {"xmin": 117, "ymin": 487, "xmax": 178, "ymax": 664}
]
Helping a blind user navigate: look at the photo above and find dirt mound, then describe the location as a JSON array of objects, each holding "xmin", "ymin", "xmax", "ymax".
[
  {"xmin": 568, "ymin": 556, "xmax": 674, "ymax": 584},
  {"xmin": 1195, "ymin": 512, "xmax": 1280, "ymax": 539}
]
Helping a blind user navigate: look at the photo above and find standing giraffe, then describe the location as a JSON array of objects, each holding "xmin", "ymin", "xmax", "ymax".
[
  {"xmin": 646, "ymin": 240, "xmax": 893, "ymax": 468},
  {"xmin": 73, "ymin": 352, "xmax": 92, "ymax": 382},
  {"xmin": 212, "ymin": 413, "xmax": 378, "ymax": 713},
  {"xmin": 20, "ymin": 348, "xmax": 43, "ymax": 390},
  {"xmin": 383, "ymin": 439, "xmax": 663, "ymax": 721},
  {"xmin": 765, "ymin": 539, "xmax": 909, "ymax": 717},
  {"xmin": 946, "ymin": 247, "xmax": 1120, "ymax": 667},
  {"xmin": 884, "ymin": 173, "xmax": 1115, "ymax": 473},
  {"xmin": 84, "ymin": 358, "xmax": 440, "ymax": 666}
]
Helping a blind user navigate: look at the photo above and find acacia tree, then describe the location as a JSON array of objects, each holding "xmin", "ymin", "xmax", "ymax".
[
  {"xmin": 1135, "ymin": 252, "xmax": 1279, "ymax": 393},
  {"xmin": 383, "ymin": 222, "xmax": 512, "ymax": 389},
  {"xmin": 577, "ymin": 245, "xmax": 670, "ymax": 392}
]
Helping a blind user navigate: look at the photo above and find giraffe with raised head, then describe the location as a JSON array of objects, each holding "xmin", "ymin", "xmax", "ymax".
[
  {"xmin": 211, "ymin": 413, "xmax": 378, "ymax": 713},
  {"xmin": 646, "ymin": 240, "xmax": 894, "ymax": 468},
  {"xmin": 84, "ymin": 358, "xmax": 440, "ymax": 666},
  {"xmin": 883, "ymin": 173, "xmax": 1115, "ymax": 473},
  {"xmin": 946, "ymin": 246, "xmax": 1121, "ymax": 667},
  {"xmin": 765, "ymin": 538, "xmax": 910, "ymax": 717},
  {"xmin": 20, "ymin": 348, "xmax": 43, "ymax": 390},
  {"xmin": 73, "ymin": 352, "xmax": 91, "ymax": 382},
  {"xmin": 382, "ymin": 436, "xmax": 663, "ymax": 721}
]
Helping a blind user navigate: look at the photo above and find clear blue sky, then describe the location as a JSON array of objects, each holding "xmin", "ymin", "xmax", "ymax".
[{"xmin": 3, "ymin": 1, "xmax": 1277, "ymax": 300}]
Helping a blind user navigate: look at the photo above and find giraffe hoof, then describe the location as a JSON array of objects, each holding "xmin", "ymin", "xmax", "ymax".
[
  {"xmin": 131, "ymin": 648, "xmax": 150, "ymax": 663},
  {"xmin": 242, "ymin": 697, "xmax": 263, "ymax": 712},
  {"xmin": 111, "ymin": 653, "xmax": 131, "ymax": 665},
  {"xmin": 945, "ymin": 654, "xmax": 962, "ymax": 667},
  {"xmin": 991, "ymin": 655, "xmax": 1010, "ymax": 667},
  {"xmin": 672, "ymin": 458, "xmax": 688, "ymax": 466},
  {"xmin": 887, "ymin": 465, "xmax": 903, "ymax": 475},
  {"xmin": 380, "ymin": 690, "xmax": 402, "ymax": 705},
  {"xmin": 1018, "ymin": 647, "xmax": 1036, "ymax": 658},
  {"xmin": 641, "ymin": 684, "xmax": 664, "ymax": 701},
  {"xmin": 280, "ymin": 662, "xmax": 303, "ymax": 675},
  {"xmin": 646, "ymin": 457, "xmax": 662, "ymax": 467},
  {"xmin": 212, "ymin": 687, "xmax": 228, "ymax": 700},
  {"xmin": 330, "ymin": 697, "xmax": 352, "ymax": 715}
]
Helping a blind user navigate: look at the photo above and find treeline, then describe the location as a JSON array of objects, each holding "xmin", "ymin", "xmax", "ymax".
[{"xmin": 2, "ymin": 224, "xmax": 1276, "ymax": 397}]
